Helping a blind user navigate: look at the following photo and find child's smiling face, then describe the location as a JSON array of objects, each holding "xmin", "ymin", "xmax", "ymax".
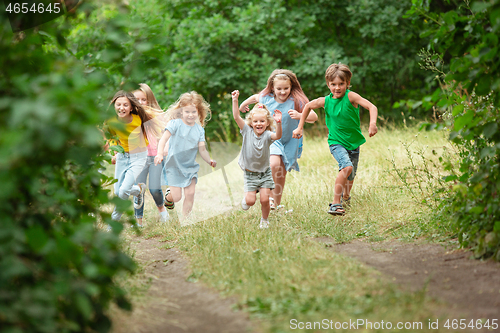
[
  {"xmin": 114, "ymin": 97, "xmax": 132, "ymax": 120},
  {"xmin": 327, "ymin": 77, "xmax": 349, "ymax": 99},
  {"xmin": 273, "ymin": 78, "xmax": 291, "ymax": 103},
  {"xmin": 251, "ymin": 112, "xmax": 268, "ymax": 136},
  {"xmin": 182, "ymin": 104, "xmax": 198, "ymax": 125}
]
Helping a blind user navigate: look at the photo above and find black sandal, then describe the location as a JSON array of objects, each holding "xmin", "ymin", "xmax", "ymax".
[
  {"xmin": 164, "ymin": 188, "xmax": 175, "ymax": 210},
  {"xmin": 328, "ymin": 203, "xmax": 345, "ymax": 216}
]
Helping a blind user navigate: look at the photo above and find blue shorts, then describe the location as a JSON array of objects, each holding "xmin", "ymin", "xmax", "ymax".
[{"xmin": 329, "ymin": 144, "xmax": 360, "ymax": 181}]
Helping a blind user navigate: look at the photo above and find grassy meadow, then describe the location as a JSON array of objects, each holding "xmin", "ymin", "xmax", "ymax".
[{"xmin": 111, "ymin": 124, "xmax": 458, "ymax": 332}]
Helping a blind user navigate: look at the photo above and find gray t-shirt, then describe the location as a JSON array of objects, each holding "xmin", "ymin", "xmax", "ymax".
[{"xmin": 238, "ymin": 124, "xmax": 274, "ymax": 172}]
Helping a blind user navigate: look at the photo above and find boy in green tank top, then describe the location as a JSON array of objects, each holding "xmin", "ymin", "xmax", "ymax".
[{"xmin": 292, "ymin": 64, "xmax": 378, "ymax": 215}]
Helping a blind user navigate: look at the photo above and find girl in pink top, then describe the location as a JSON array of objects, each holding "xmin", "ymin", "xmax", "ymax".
[{"xmin": 132, "ymin": 83, "xmax": 169, "ymax": 225}]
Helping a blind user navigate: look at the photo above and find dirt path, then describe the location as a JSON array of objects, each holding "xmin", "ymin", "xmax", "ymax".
[
  {"xmin": 111, "ymin": 236, "xmax": 500, "ymax": 333},
  {"xmin": 111, "ymin": 238, "xmax": 254, "ymax": 333},
  {"xmin": 317, "ymin": 238, "xmax": 500, "ymax": 323}
]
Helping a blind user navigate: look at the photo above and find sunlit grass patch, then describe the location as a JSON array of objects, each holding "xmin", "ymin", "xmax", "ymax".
[{"xmin": 113, "ymin": 125, "xmax": 456, "ymax": 332}]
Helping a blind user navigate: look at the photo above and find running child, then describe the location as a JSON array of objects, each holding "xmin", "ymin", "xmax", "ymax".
[
  {"xmin": 105, "ymin": 90, "xmax": 160, "ymax": 222},
  {"xmin": 232, "ymin": 90, "xmax": 282, "ymax": 229},
  {"xmin": 239, "ymin": 69, "xmax": 317, "ymax": 210},
  {"xmin": 292, "ymin": 63, "xmax": 378, "ymax": 215},
  {"xmin": 154, "ymin": 91, "xmax": 216, "ymax": 218},
  {"xmin": 132, "ymin": 83, "xmax": 169, "ymax": 225}
]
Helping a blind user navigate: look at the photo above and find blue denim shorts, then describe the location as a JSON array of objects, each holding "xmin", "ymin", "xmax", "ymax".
[{"xmin": 329, "ymin": 144, "xmax": 360, "ymax": 181}]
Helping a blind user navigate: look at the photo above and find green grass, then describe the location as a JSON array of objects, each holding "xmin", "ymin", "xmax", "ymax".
[{"xmin": 114, "ymin": 124, "xmax": 457, "ymax": 332}]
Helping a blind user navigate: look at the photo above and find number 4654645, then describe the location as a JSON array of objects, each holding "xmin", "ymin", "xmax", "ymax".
[
  {"xmin": 6, "ymin": 2, "xmax": 61, "ymax": 14},
  {"xmin": 444, "ymin": 319, "xmax": 498, "ymax": 330}
]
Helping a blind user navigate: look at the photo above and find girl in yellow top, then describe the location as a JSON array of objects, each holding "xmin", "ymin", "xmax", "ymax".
[{"xmin": 105, "ymin": 90, "xmax": 160, "ymax": 222}]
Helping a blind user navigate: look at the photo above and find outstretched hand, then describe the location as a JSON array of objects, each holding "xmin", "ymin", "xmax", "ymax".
[
  {"xmin": 231, "ymin": 90, "xmax": 239, "ymax": 100},
  {"xmin": 288, "ymin": 109, "xmax": 300, "ymax": 120},
  {"xmin": 273, "ymin": 109, "xmax": 282, "ymax": 123}
]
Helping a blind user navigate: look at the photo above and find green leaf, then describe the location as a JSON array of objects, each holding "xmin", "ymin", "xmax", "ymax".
[
  {"xmin": 444, "ymin": 175, "xmax": 458, "ymax": 182},
  {"xmin": 76, "ymin": 294, "xmax": 93, "ymax": 320},
  {"xmin": 494, "ymin": 221, "xmax": 500, "ymax": 232},
  {"xmin": 469, "ymin": 206, "xmax": 484, "ymax": 214},
  {"xmin": 483, "ymin": 122, "xmax": 497, "ymax": 138},
  {"xmin": 472, "ymin": 2, "xmax": 493, "ymax": 13},
  {"xmin": 110, "ymin": 145, "xmax": 125, "ymax": 153},
  {"xmin": 454, "ymin": 109, "xmax": 474, "ymax": 130},
  {"xmin": 25, "ymin": 226, "xmax": 49, "ymax": 253},
  {"xmin": 452, "ymin": 104, "xmax": 464, "ymax": 116}
]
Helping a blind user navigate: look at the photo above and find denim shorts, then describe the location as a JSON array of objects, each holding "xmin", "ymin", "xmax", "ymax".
[
  {"xmin": 243, "ymin": 167, "xmax": 275, "ymax": 192},
  {"xmin": 329, "ymin": 144, "xmax": 360, "ymax": 181}
]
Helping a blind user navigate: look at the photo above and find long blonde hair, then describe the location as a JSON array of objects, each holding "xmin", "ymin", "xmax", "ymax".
[
  {"xmin": 165, "ymin": 91, "xmax": 211, "ymax": 127},
  {"xmin": 260, "ymin": 69, "xmax": 309, "ymax": 112},
  {"xmin": 134, "ymin": 83, "xmax": 163, "ymax": 111},
  {"xmin": 133, "ymin": 83, "xmax": 166, "ymax": 144},
  {"xmin": 245, "ymin": 103, "xmax": 276, "ymax": 132}
]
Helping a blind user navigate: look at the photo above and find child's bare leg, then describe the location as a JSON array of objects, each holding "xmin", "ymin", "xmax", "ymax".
[
  {"xmin": 182, "ymin": 180, "xmax": 196, "ymax": 216},
  {"xmin": 344, "ymin": 180, "xmax": 354, "ymax": 199},
  {"xmin": 167, "ymin": 186, "xmax": 182, "ymax": 203},
  {"xmin": 259, "ymin": 188, "xmax": 271, "ymax": 219},
  {"xmin": 270, "ymin": 155, "xmax": 287, "ymax": 205},
  {"xmin": 333, "ymin": 166, "xmax": 352, "ymax": 204},
  {"xmin": 244, "ymin": 191, "xmax": 257, "ymax": 206}
]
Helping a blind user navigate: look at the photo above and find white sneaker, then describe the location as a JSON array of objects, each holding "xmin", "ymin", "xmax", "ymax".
[
  {"xmin": 259, "ymin": 218, "xmax": 269, "ymax": 229},
  {"xmin": 241, "ymin": 197, "xmax": 250, "ymax": 210},
  {"xmin": 159, "ymin": 211, "xmax": 169, "ymax": 223},
  {"xmin": 133, "ymin": 183, "xmax": 147, "ymax": 209}
]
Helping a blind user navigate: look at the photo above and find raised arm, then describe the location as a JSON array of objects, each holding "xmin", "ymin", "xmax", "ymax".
[
  {"xmin": 271, "ymin": 110, "xmax": 282, "ymax": 141},
  {"xmin": 198, "ymin": 141, "xmax": 217, "ymax": 167},
  {"xmin": 154, "ymin": 129, "xmax": 171, "ymax": 165},
  {"xmin": 232, "ymin": 90, "xmax": 245, "ymax": 130},
  {"xmin": 292, "ymin": 97, "xmax": 325, "ymax": 139},
  {"xmin": 348, "ymin": 91, "xmax": 378, "ymax": 137},
  {"xmin": 239, "ymin": 94, "xmax": 259, "ymax": 112}
]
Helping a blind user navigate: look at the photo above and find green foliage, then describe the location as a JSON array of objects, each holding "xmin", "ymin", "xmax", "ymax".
[
  {"xmin": 0, "ymin": 6, "xmax": 136, "ymax": 332},
  {"xmin": 408, "ymin": 0, "xmax": 500, "ymax": 260},
  {"xmin": 63, "ymin": 0, "xmax": 434, "ymax": 144},
  {"xmin": 388, "ymin": 136, "xmax": 449, "ymax": 208}
]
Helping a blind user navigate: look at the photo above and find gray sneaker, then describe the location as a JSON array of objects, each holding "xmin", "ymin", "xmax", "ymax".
[{"xmin": 133, "ymin": 183, "xmax": 146, "ymax": 209}]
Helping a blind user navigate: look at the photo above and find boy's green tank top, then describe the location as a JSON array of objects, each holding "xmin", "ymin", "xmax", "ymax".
[{"xmin": 324, "ymin": 90, "xmax": 366, "ymax": 150}]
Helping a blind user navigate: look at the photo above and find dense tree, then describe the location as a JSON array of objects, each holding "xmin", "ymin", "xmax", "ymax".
[
  {"xmin": 0, "ymin": 4, "xmax": 136, "ymax": 332},
  {"xmin": 67, "ymin": 0, "xmax": 433, "ymax": 141},
  {"xmin": 408, "ymin": 0, "xmax": 500, "ymax": 260}
]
